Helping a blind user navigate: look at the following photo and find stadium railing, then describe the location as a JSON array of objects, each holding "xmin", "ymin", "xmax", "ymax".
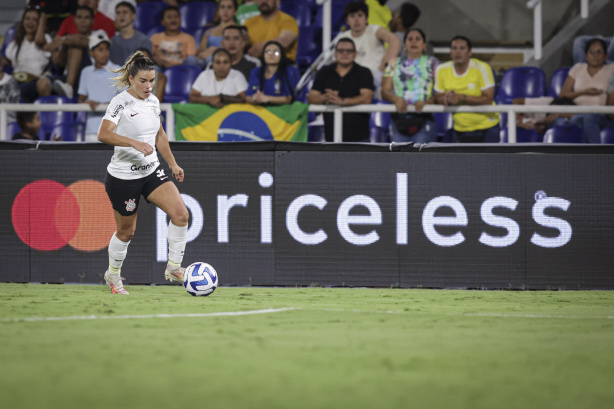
[
  {"xmin": 0, "ymin": 103, "xmax": 175, "ymax": 142},
  {"xmin": 1, "ymin": 103, "xmax": 613, "ymax": 143}
]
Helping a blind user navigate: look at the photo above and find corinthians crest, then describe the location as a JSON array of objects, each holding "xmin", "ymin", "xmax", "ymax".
[{"xmin": 125, "ymin": 198, "xmax": 136, "ymax": 212}]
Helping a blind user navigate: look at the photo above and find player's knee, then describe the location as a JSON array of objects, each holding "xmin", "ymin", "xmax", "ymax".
[
  {"xmin": 116, "ymin": 228, "xmax": 135, "ymax": 242},
  {"xmin": 172, "ymin": 206, "xmax": 189, "ymax": 226}
]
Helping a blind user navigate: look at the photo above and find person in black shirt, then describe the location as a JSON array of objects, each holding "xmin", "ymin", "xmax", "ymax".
[
  {"xmin": 307, "ymin": 38, "xmax": 375, "ymax": 142},
  {"xmin": 12, "ymin": 111, "xmax": 41, "ymax": 141}
]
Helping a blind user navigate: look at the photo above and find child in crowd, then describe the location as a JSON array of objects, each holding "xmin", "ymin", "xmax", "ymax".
[
  {"xmin": 12, "ymin": 112, "xmax": 42, "ymax": 141},
  {"xmin": 77, "ymin": 30, "xmax": 121, "ymax": 142},
  {"xmin": 150, "ymin": 6, "xmax": 196, "ymax": 69}
]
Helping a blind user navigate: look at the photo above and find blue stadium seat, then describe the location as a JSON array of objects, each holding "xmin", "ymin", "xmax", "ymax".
[
  {"xmin": 600, "ymin": 127, "xmax": 614, "ymax": 144},
  {"xmin": 2, "ymin": 25, "xmax": 17, "ymax": 73},
  {"xmin": 163, "ymin": 65, "xmax": 202, "ymax": 103},
  {"xmin": 135, "ymin": 1, "xmax": 168, "ymax": 34},
  {"xmin": 543, "ymin": 125, "xmax": 584, "ymax": 143},
  {"xmin": 280, "ymin": 3, "xmax": 313, "ymax": 27},
  {"xmin": 500, "ymin": 127, "xmax": 542, "ymax": 143},
  {"xmin": 50, "ymin": 122, "xmax": 85, "ymax": 142},
  {"xmin": 147, "ymin": 25, "xmax": 166, "ymax": 38},
  {"xmin": 34, "ymin": 96, "xmax": 75, "ymax": 140},
  {"xmin": 369, "ymin": 101, "xmax": 391, "ymax": 143},
  {"xmin": 548, "ymin": 66, "xmax": 571, "ymax": 98},
  {"xmin": 192, "ymin": 26, "xmax": 209, "ymax": 49},
  {"xmin": 314, "ymin": 3, "xmax": 346, "ymax": 30},
  {"xmin": 434, "ymin": 112, "xmax": 454, "ymax": 142},
  {"xmin": 180, "ymin": 2, "xmax": 216, "ymax": 32},
  {"xmin": 297, "ymin": 26, "xmax": 322, "ymax": 69},
  {"xmin": 307, "ymin": 124, "xmax": 325, "ymax": 142},
  {"xmin": 7, "ymin": 121, "xmax": 19, "ymax": 139},
  {"xmin": 1, "ymin": 24, "xmax": 17, "ymax": 56},
  {"xmin": 496, "ymin": 66, "xmax": 546, "ymax": 104}
]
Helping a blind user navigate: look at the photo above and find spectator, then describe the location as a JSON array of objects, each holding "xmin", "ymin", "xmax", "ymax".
[
  {"xmin": 210, "ymin": 25, "xmax": 260, "ymax": 82},
  {"xmin": 236, "ymin": 0, "xmax": 259, "ymax": 25},
  {"xmin": 513, "ymin": 96, "xmax": 576, "ymax": 136},
  {"xmin": 3, "ymin": 4, "xmax": 53, "ymax": 103},
  {"xmin": 381, "ymin": 28, "xmax": 437, "ymax": 144},
  {"xmin": 30, "ymin": 0, "xmax": 77, "ymax": 34},
  {"xmin": 307, "ymin": 38, "xmax": 374, "ymax": 142},
  {"xmin": 78, "ymin": 31, "xmax": 121, "ymax": 142},
  {"xmin": 0, "ymin": 58, "xmax": 20, "ymax": 123},
  {"xmin": 366, "ymin": 0, "xmax": 392, "ymax": 30},
  {"xmin": 98, "ymin": 0, "xmax": 136, "ymax": 20},
  {"xmin": 12, "ymin": 111, "xmax": 41, "ymax": 141},
  {"xmin": 109, "ymin": 1, "xmax": 152, "ymax": 66},
  {"xmin": 53, "ymin": 0, "xmax": 116, "ymax": 39},
  {"xmin": 137, "ymin": 47, "xmax": 167, "ymax": 102},
  {"xmin": 556, "ymin": 38, "xmax": 614, "ymax": 143},
  {"xmin": 244, "ymin": 0, "xmax": 298, "ymax": 63},
  {"xmin": 335, "ymin": 1, "xmax": 400, "ymax": 92},
  {"xmin": 388, "ymin": 2, "xmax": 421, "ymax": 57},
  {"xmin": 189, "ymin": 0, "xmax": 238, "ymax": 68},
  {"xmin": 189, "ymin": 48, "xmax": 247, "ymax": 108},
  {"xmin": 607, "ymin": 73, "xmax": 614, "ymax": 122},
  {"xmin": 42, "ymin": 5, "xmax": 95, "ymax": 99},
  {"xmin": 246, "ymin": 40, "xmax": 299, "ymax": 105},
  {"xmin": 434, "ymin": 35, "xmax": 499, "ymax": 143},
  {"xmin": 572, "ymin": 35, "xmax": 614, "ymax": 65},
  {"xmin": 150, "ymin": 6, "xmax": 197, "ymax": 69}
]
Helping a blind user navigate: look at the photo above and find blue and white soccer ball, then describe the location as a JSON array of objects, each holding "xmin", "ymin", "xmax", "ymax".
[{"xmin": 182, "ymin": 262, "xmax": 218, "ymax": 296}]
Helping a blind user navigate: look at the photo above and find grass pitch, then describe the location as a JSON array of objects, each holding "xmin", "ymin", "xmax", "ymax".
[{"xmin": 0, "ymin": 284, "xmax": 612, "ymax": 409}]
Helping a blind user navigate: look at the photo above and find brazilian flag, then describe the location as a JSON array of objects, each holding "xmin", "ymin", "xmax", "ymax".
[{"xmin": 173, "ymin": 102, "xmax": 308, "ymax": 142}]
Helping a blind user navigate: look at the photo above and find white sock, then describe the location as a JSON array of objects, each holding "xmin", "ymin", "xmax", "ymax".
[
  {"xmin": 108, "ymin": 233, "xmax": 130, "ymax": 273},
  {"xmin": 167, "ymin": 222, "xmax": 187, "ymax": 269}
]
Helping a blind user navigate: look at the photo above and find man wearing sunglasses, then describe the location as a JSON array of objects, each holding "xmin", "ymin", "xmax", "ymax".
[{"xmin": 307, "ymin": 38, "xmax": 375, "ymax": 143}]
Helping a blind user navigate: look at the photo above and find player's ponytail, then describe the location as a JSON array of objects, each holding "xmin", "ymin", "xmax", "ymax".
[{"xmin": 111, "ymin": 51, "xmax": 156, "ymax": 90}]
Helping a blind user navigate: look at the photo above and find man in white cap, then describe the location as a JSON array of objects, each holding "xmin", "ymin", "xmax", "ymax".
[{"xmin": 77, "ymin": 30, "xmax": 122, "ymax": 142}]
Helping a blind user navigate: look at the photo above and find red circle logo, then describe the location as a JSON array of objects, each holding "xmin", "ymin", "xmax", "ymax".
[{"xmin": 12, "ymin": 180, "xmax": 116, "ymax": 251}]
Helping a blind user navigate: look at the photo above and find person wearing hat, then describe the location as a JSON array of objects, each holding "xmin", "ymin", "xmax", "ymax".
[{"xmin": 77, "ymin": 30, "xmax": 122, "ymax": 142}]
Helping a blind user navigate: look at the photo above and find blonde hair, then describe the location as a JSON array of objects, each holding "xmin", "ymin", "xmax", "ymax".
[{"xmin": 111, "ymin": 51, "xmax": 156, "ymax": 90}]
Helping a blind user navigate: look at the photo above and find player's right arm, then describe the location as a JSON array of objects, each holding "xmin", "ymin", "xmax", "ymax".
[{"xmin": 98, "ymin": 119, "xmax": 154, "ymax": 156}]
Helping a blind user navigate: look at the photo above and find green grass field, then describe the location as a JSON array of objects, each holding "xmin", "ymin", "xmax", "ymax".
[{"xmin": 0, "ymin": 283, "xmax": 612, "ymax": 409}]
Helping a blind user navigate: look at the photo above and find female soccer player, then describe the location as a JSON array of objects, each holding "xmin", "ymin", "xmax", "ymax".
[{"xmin": 98, "ymin": 51, "xmax": 189, "ymax": 294}]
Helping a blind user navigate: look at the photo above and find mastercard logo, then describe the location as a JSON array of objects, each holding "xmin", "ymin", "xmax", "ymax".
[{"xmin": 12, "ymin": 180, "xmax": 116, "ymax": 252}]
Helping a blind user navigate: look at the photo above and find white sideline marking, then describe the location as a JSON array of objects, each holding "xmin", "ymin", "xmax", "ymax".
[
  {"xmin": 462, "ymin": 312, "xmax": 614, "ymax": 319},
  {"xmin": 322, "ymin": 308, "xmax": 401, "ymax": 314},
  {"xmin": 2, "ymin": 308, "xmax": 297, "ymax": 323}
]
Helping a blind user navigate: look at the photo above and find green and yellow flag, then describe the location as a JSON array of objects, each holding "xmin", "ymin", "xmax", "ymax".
[{"xmin": 173, "ymin": 102, "xmax": 308, "ymax": 142}]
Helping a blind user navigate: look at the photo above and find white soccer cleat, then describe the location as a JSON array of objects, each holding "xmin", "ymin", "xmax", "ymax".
[
  {"xmin": 164, "ymin": 265, "xmax": 185, "ymax": 284},
  {"xmin": 104, "ymin": 269, "xmax": 129, "ymax": 294}
]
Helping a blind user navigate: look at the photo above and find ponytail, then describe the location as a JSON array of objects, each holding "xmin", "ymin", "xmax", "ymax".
[{"xmin": 111, "ymin": 51, "xmax": 156, "ymax": 91}]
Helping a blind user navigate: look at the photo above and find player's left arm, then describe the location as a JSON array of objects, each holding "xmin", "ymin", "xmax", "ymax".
[{"xmin": 155, "ymin": 124, "xmax": 184, "ymax": 182}]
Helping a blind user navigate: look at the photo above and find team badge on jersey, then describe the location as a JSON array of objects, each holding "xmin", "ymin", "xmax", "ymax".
[
  {"xmin": 152, "ymin": 107, "xmax": 161, "ymax": 118},
  {"xmin": 125, "ymin": 198, "xmax": 137, "ymax": 212}
]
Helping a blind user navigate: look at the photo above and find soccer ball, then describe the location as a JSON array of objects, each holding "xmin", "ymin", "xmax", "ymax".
[{"xmin": 182, "ymin": 262, "xmax": 218, "ymax": 296}]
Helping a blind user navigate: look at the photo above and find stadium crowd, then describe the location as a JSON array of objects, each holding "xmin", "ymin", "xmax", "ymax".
[{"xmin": 1, "ymin": 0, "xmax": 613, "ymax": 143}]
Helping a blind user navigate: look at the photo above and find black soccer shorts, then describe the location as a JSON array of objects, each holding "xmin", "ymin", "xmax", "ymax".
[{"xmin": 105, "ymin": 166, "xmax": 172, "ymax": 216}]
